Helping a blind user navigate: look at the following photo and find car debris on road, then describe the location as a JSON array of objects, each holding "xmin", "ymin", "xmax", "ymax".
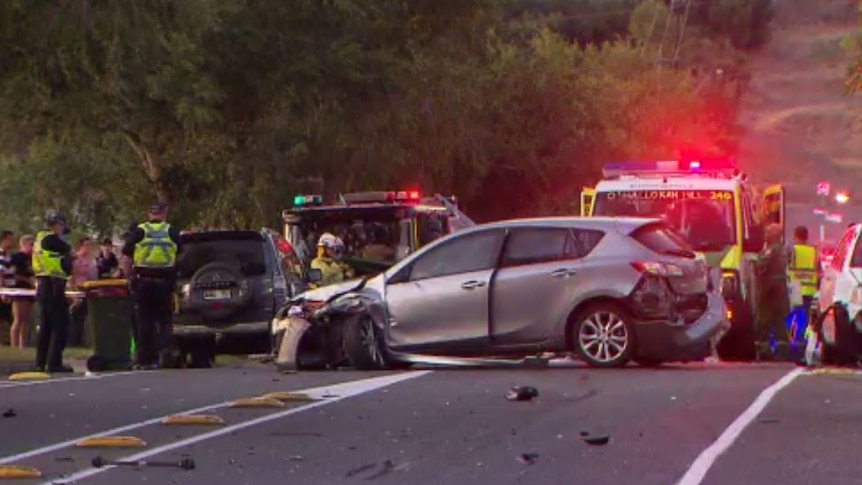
[{"xmin": 91, "ymin": 455, "xmax": 196, "ymax": 470}]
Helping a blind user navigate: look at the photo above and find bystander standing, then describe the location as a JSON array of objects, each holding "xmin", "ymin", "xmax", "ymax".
[
  {"xmin": 96, "ymin": 237, "xmax": 120, "ymax": 278},
  {"xmin": 8, "ymin": 235, "xmax": 35, "ymax": 348},
  {"xmin": 69, "ymin": 237, "xmax": 98, "ymax": 347},
  {"xmin": 0, "ymin": 230, "xmax": 15, "ymax": 346}
]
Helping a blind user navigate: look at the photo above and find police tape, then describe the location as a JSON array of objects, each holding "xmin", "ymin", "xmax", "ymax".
[{"xmin": 0, "ymin": 288, "xmax": 85, "ymax": 299}]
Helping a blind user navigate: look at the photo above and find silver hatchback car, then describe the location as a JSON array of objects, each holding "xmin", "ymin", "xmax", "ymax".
[{"xmin": 273, "ymin": 217, "xmax": 728, "ymax": 369}]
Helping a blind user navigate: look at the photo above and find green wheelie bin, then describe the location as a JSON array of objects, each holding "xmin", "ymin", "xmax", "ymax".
[{"xmin": 81, "ymin": 279, "xmax": 135, "ymax": 372}]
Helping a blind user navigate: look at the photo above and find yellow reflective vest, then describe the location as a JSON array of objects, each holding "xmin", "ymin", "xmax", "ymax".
[
  {"xmin": 133, "ymin": 222, "xmax": 178, "ymax": 268},
  {"xmin": 789, "ymin": 244, "xmax": 818, "ymax": 297},
  {"xmin": 32, "ymin": 230, "xmax": 69, "ymax": 279},
  {"xmin": 310, "ymin": 257, "xmax": 354, "ymax": 287}
]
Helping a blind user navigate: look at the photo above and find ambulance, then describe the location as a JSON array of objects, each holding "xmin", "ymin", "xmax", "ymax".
[{"xmin": 580, "ymin": 159, "xmax": 785, "ymax": 360}]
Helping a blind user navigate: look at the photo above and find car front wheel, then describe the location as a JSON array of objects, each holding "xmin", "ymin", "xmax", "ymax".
[
  {"xmin": 343, "ymin": 314, "xmax": 391, "ymax": 371},
  {"xmin": 573, "ymin": 304, "xmax": 635, "ymax": 368}
]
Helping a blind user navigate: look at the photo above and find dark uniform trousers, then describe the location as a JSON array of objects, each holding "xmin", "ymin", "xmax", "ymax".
[
  {"xmin": 132, "ymin": 274, "xmax": 175, "ymax": 366},
  {"xmin": 35, "ymin": 276, "xmax": 70, "ymax": 370}
]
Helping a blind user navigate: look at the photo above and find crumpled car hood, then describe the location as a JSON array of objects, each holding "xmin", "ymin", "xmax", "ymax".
[{"xmin": 296, "ymin": 278, "xmax": 367, "ymax": 303}]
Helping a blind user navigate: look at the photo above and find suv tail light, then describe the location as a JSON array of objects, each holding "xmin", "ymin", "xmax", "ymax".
[{"xmin": 631, "ymin": 261, "xmax": 684, "ymax": 277}]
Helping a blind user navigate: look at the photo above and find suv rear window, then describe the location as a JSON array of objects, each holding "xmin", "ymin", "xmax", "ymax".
[
  {"xmin": 177, "ymin": 233, "xmax": 267, "ymax": 279},
  {"xmin": 630, "ymin": 223, "xmax": 695, "ymax": 258}
]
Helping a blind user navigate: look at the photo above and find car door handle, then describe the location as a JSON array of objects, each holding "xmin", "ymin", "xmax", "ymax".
[
  {"xmin": 550, "ymin": 268, "xmax": 577, "ymax": 278},
  {"xmin": 461, "ymin": 280, "xmax": 486, "ymax": 290}
]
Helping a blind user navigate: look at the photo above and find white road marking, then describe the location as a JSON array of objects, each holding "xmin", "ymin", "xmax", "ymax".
[
  {"xmin": 0, "ymin": 371, "xmax": 429, "ymax": 466},
  {"xmin": 41, "ymin": 371, "xmax": 430, "ymax": 484},
  {"xmin": 675, "ymin": 367, "xmax": 804, "ymax": 485},
  {"xmin": 0, "ymin": 371, "xmax": 141, "ymax": 390}
]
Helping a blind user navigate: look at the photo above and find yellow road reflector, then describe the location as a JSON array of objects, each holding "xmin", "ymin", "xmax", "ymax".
[
  {"xmin": 259, "ymin": 392, "xmax": 315, "ymax": 402},
  {"xmin": 0, "ymin": 465, "xmax": 42, "ymax": 479},
  {"xmin": 76, "ymin": 436, "xmax": 147, "ymax": 448},
  {"xmin": 230, "ymin": 398, "xmax": 285, "ymax": 408},
  {"xmin": 811, "ymin": 368, "xmax": 858, "ymax": 376},
  {"xmin": 8, "ymin": 371, "xmax": 50, "ymax": 382},
  {"xmin": 162, "ymin": 414, "xmax": 225, "ymax": 426}
]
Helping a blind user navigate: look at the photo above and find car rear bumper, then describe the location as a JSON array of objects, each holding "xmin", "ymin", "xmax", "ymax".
[
  {"xmin": 173, "ymin": 321, "xmax": 270, "ymax": 338},
  {"xmin": 634, "ymin": 277, "xmax": 730, "ymax": 362}
]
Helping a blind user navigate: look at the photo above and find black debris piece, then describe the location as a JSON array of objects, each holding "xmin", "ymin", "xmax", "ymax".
[
  {"xmin": 2, "ymin": 408, "xmax": 16, "ymax": 418},
  {"xmin": 506, "ymin": 386, "xmax": 539, "ymax": 402},
  {"xmin": 517, "ymin": 453, "xmax": 539, "ymax": 465}
]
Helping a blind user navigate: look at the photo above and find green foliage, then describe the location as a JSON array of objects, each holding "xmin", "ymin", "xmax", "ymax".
[{"xmin": 0, "ymin": 0, "xmax": 772, "ymax": 233}]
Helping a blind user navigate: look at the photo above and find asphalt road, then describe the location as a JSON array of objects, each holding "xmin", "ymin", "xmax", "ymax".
[{"xmin": 0, "ymin": 361, "xmax": 857, "ymax": 485}]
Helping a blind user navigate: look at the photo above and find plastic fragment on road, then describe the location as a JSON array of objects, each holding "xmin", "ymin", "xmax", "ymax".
[
  {"xmin": 517, "ymin": 453, "xmax": 539, "ymax": 465},
  {"xmin": 162, "ymin": 415, "xmax": 225, "ymax": 426},
  {"xmin": 259, "ymin": 391, "xmax": 315, "ymax": 402},
  {"xmin": 1, "ymin": 409, "xmax": 15, "ymax": 418},
  {"xmin": 230, "ymin": 397, "xmax": 285, "ymax": 408},
  {"xmin": 76, "ymin": 436, "xmax": 147, "ymax": 448},
  {"xmin": 0, "ymin": 465, "xmax": 42, "ymax": 479},
  {"xmin": 8, "ymin": 371, "xmax": 50, "ymax": 382},
  {"xmin": 505, "ymin": 386, "xmax": 538, "ymax": 402},
  {"xmin": 583, "ymin": 434, "xmax": 610, "ymax": 446}
]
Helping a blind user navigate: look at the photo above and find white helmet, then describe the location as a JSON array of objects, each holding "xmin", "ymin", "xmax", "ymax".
[{"xmin": 317, "ymin": 233, "xmax": 343, "ymax": 249}]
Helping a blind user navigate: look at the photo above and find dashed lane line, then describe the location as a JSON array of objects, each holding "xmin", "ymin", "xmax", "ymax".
[
  {"xmin": 40, "ymin": 371, "xmax": 431, "ymax": 484},
  {"xmin": 0, "ymin": 371, "xmax": 430, "ymax": 466}
]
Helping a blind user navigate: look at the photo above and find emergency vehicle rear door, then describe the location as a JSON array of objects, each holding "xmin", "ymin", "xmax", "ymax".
[
  {"xmin": 762, "ymin": 184, "xmax": 785, "ymax": 235},
  {"xmin": 580, "ymin": 188, "xmax": 596, "ymax": 217}
]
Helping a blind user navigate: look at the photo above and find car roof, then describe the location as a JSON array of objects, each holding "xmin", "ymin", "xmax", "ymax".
[
  {"xmin": 180, "ymin": 230, "xmax": 264, "ymax": 243},
  {"xmin": 466, "ymin": 216, "xmax": 659, "ymax": 234}
]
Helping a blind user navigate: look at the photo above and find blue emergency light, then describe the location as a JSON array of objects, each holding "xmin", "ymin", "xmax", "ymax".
[
  {"xmin": 602, "ymin": 158, "xmax": 738, "ymax": 178},
  {"xmin": 293, "ymin": 194, "xmax": 323, "ymax": 207}
]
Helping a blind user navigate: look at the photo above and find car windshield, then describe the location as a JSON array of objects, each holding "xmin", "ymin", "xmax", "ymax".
[
  {"xmin": 291, "ymin": 216, "xmax": 403, "ymax": 265},
  {"xmin": 176, "ymin": 236, "xmax": 267, "ymax": 279},
  {"xmin": 593, "ymin": 190, "xmax": 737, "ymax": 251}
]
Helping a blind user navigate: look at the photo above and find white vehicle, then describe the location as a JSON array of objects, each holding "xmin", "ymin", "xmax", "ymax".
[
  {"xmin": 814, "ymin": 223, "xmax": 862, "ymax": 365},
  {"xmin": 581, "ymin": 159, "xmax": 785, "ymax": 361}
]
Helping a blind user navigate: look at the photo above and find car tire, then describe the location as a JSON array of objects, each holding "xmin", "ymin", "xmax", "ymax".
[
  {"xmin": 343, "ymin": 314, "xmax": 392, "ymax": 371},
  {"xmin": 716, "ymin": 301, "xmax": 756, "ymax": 362},
  {"xmin": 819, "ymin": 304, "xmax": 856, "ymax": 366},
  {"xmin": 188, "ymin": 348, "xmax": 215, "ymax": 369},
  {"xmin": 572, "ymin": 303, "xmax": 635, "ymax": 368}
]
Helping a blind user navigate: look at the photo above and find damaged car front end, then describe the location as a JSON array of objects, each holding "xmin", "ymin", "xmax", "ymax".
[{"xmin": 271, "ymin": 276, "xmax": 397, "ymax": 371}]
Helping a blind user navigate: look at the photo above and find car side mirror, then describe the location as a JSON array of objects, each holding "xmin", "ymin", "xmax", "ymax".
[{"xmin": 307, "ymin": 268, "xmax": 323, "ymax": 283}]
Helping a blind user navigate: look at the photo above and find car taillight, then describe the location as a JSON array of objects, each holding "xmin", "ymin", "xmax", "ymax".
[{"xmin": 631, "ymin": 261, "xmax": 684, "ymax": 277}]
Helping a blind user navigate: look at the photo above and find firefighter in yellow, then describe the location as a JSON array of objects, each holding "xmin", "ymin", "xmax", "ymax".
[
  {"xmin": 310, "ymin": 233, "xmax": 354, "ymax": 287},
  {"xmin": 789, "ymin": 226, "xmax": 819, "ymax": 343},
  {"xmin": 32, "ymin": 210, "xmax": 74, "ymax": 373},
  {"xmin": 122, "ymin": 204, "xmax": 182, "ymax": 370}
]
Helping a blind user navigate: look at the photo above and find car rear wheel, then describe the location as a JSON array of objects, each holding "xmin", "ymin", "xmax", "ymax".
[
  {"xmin": 344, "ymin": 314, "xmax": 391, "ymax": 371},
  {"xmin": 573, "ymin": 303, "xmax": 635, "ymax": 368}
]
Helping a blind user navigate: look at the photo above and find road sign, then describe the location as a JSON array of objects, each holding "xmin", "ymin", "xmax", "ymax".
[
  {"xmin": 817, "ymin": 182, "xmax": 831, "ymax": 196},
  {"xmin": 826, "ymin": 212, "xmax": 843, "ymax": 223}
]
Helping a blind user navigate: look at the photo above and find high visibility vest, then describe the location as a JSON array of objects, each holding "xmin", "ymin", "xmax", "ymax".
[
  {"xmin": 789, "ymin": 244, "xmax": 818, "ymax": 297},
  {"xmin": 32, "ymin": 230, "xmax": 69, "ymax": 279},
  {"xmin": 310, "ymin": 257, "xmax": 353, "ymax": 287},
  {"xmin": 133, "ymin": 222, "xmax": 177, "ymax": 268}
]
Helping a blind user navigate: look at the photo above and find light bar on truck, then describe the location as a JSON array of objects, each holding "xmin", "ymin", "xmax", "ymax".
[
  {"xmin": 342, "ymin": 190, "xmax": 421, "ymax": 204},
  {"xmin": 293, "ymin": 194, "xmax": 323, "ymax": 207},
  {"xmin": 602, "ymin": 159, "xmax": 738, "ymax": 178}
]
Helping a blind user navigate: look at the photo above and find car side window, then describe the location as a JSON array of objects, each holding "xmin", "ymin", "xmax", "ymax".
[
  {"xmin": 572, "ymin": 229, "xmax": 605, "ymax": 257},
  {"xmin": 409, "ymin": 230, "xmax": 503, "ymax": 281},
  {"xmin": 502, "ymin": 228, "xmax": 572, "ymax": 267}
]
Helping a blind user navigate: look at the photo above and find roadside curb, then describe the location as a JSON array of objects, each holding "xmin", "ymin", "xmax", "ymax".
[{"xmin": 0, "ymin": 361, "xmax": 34, "ymax": 377}]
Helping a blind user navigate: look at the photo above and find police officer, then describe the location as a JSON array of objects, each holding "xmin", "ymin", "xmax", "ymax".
[
  {"xmin": 32, "ymin": 211, "xmax": 74, "ymax": 373},
  {"xmin": 754, "ymin": 223, "xmax": 791, "ymax": 361},
  {"xmin": 122, "ymin": 204, "xmax": 181, "ymax": 370},
  {"xmin": 310, "ymin": 233, "xmax": 354, "ymax": 287}
]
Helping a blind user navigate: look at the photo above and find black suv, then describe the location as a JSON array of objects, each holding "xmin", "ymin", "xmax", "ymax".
[{"xmin": 172, "ymin": 230, "xmax": 288, "ymax": 367}]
